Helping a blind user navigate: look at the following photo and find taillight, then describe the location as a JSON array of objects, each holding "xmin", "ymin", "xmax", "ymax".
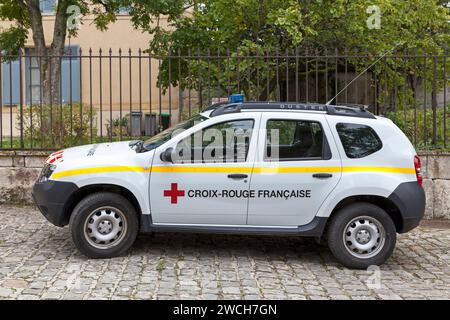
[{"xmin": 414, "ymin": 155, "xmax": 423, "ymax": 187}]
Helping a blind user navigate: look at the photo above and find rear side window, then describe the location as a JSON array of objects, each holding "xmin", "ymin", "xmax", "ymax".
[
  {"xmin": 336, "ymin": 123, "xmax": 382, "ymax": 158},
  {"xmin": 265, "ymin": 119, "xmax": 330, "ymax": 161}
]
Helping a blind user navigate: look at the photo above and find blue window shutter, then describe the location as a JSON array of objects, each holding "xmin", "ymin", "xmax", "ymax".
[
  {"xmin": 2, "ymin": 59, "xmax": 21, "ymax": 105},
  {"xmin": 61, "ymin": 46, "xmax": 80, "ymax": 104}
]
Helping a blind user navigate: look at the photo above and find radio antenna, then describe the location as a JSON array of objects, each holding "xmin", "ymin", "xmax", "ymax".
[{"xmin": 326, "ymin": 42, "xmax": 405, "ymax": 106}]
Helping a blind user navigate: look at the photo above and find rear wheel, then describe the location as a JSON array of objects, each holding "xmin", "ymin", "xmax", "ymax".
[
  {"xmin": 327, "ymin": 202, "xmax": 396, "ymax": 269},
  {"xmin": 69, "ymin": 192, "xmax": 139, "ymax": 258}
]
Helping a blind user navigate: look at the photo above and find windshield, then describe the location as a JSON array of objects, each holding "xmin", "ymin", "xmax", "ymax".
[{"xmin": 143, "ymin": 114, "xmax": 208, "ymax": 151}]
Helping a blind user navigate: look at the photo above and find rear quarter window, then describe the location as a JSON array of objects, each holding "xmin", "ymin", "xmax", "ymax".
[{"xmin": 336, "ymin": 123, "xmax": 382, "ymax": 158}]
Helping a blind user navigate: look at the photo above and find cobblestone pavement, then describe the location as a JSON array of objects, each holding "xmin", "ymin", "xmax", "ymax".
[{"xmin": 0, "ymin": 205, "xmax": 449, "ymax": 300}]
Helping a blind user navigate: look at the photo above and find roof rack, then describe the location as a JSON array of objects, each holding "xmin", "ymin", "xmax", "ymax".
[
  {"xmin": 207, "ymin": 102, "xmax": 376, "ymax": 119},
  {"xmin": 335, "ymin": 102, "xmax": 370, "ymax": 110},
  {"xmin": 202, "ymin": 101, "xmax": 230, "ymax": 112}
]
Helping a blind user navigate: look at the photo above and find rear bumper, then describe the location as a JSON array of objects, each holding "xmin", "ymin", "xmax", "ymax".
[
  {"xmin": 32, "ymin": 180, "xmax": 78, "ymax": 227},
  {"xmin": 388, "ymin": 181, "xmax": 426, "ymax": 233}
]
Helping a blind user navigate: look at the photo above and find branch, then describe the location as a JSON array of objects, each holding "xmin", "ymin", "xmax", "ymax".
[
  {"xmin": 97, "ymin": 0, "xmax": 110, "ymax": 11},
  {"xmin": 16, "ymin": 0, "xmax": 28, "ymax": 10},
  {"xmin": 51, "ymin": 0, "xmax": 71, "ymax": 54},
  {"xmin": 23, "ymin": 0, "xmax": 47, "ymax": 55},
  {"xmin": 182, "ymin": 4, "xmax": 195, "ymax": 11}
]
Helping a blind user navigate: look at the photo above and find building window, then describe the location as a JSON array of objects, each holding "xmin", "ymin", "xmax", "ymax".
[
  {"xmin": 118, "ymin": 6, "xmax": 131, "ymax": 15},
  {"xmin": 25, "ymin": 52, "xmax": 41, "ymax": 104},
  {"xmin": 24, "ymin": 46, "xmax": 80, "ymax": 105},
  {"xmin": 40, "ymin": 0, "xmax": 56, "ymax": 15}
]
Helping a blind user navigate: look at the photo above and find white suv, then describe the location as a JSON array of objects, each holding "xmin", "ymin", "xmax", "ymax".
[{"xmin": 32, "ymin": 102, "xmax": 425, "ymax": 269}]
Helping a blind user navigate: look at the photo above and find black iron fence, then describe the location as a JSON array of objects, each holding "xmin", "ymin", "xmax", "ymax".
[{"xmin": 0, "ymin": 47, "xmax": 448, "ymax": 150}]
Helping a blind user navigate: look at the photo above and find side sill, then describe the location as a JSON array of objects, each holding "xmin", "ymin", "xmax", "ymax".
[{"xmin": 140, "ymin": 215, "xmax": 327, "ymax": 237}]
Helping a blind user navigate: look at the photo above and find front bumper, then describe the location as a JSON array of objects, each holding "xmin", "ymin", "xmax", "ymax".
[
  {"xmin": 388, "ymin": 181, "xmax": 426, "ymax": 233},
  {"xmin": 32, "ymin": 180, "xmax": 78, "ymax": 227}
]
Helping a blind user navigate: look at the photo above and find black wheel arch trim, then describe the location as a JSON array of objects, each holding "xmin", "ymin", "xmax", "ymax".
[
  {"xmin": 33, "ymin": 181, "xmax": 143, "ymax": 228},
  {"xmin": 387, "ymin": 181, "xmax": 425, "ymax": 233},
  {"xmin": 32, "ymin": 180, "xmax": 79, "ymax": 227}
]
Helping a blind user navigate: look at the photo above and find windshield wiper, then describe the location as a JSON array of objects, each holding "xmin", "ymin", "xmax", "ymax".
[{"xmin": 129, "ymin": 140, "xmax": 146, "ymax": 153}]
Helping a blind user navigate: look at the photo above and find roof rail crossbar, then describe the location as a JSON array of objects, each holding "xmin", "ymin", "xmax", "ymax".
[
  {"xmin": 206, "ymin": 102, "xmax": 376, "ymax": 119},
  {"xmin": 202, "ymin": 101, "xmax": 230, "ymax": 112},
  {"xmin": 209, "ymin": 103, "xmax": 242, "ymax": 117},
  {"xmin": 326, "ymin": 105, "xmax": 375, "ymax": 119}
]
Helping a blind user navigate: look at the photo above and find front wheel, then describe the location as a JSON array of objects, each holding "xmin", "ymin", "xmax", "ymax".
[
  {"xmin": 69, "ymin": 192, "xmax": 139, "ymax": 258},
  {"xmin": 327, "ymin": 202, "xmax": 397, "ymax": 269}
]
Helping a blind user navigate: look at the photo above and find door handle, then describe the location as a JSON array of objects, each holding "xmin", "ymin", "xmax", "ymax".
[
  {"xmin": 312, "ymin": 173, "xmax": 333, "ymax": 179},
  {"xmin": 227, "ymin": 174, "xmax": 248, "ymax": 179}
]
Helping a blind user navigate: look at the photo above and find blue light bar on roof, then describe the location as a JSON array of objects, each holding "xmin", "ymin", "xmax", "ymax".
[{"xmin": 229, "ymin": 94, "xmax": 244, "ymax": 103}]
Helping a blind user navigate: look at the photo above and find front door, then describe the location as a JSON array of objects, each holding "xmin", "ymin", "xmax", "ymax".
[
  {"xmin": 150, "ymin": 114, "xmax": 260, "ymax": 225},
  {"xmin": 247, "ymin": 113, "xmax": 342, "ymax": 226}
]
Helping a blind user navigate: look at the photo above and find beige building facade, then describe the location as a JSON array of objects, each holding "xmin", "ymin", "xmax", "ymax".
[{"xmin": 0, "ymin": 2, "xmax": 183, "ymax": 138}]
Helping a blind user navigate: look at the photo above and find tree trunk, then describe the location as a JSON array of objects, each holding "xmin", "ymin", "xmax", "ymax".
[
  {"xmin": 43, "ymin": 0, "xmax": 70, "ymax": 107},
  {"xmin": 41, "ymin": 55, "xmax": 62, "ymax": 107},
  {"xmin": 25, "ymin": 0, "xmax": 69, "ymax": 146}
]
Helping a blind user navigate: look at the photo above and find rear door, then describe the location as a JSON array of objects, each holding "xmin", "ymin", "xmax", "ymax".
[{"xmin": 247, "ymin": 112, "xmax": 342, "ymax": 226}]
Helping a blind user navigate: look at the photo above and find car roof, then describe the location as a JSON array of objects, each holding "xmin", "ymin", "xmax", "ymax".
[{"xmin": 204, "ymin": 101, "xmax": 376, "ymax": 119}]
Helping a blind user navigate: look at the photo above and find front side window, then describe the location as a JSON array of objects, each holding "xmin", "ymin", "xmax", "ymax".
[
  {"xmin": 265, "ymin": 119, "xmax": 326, "ymax": 160},
  {"xmin": 143, "ymin": 114, "xmax": 208, "ymax": 151},
  {"xmin": 336, "ymin": 123, "xmax": 382, "ymax": 158},
  {"xmin": 175, "ymin": 119, "xmax": 254, "ymax": 163}
]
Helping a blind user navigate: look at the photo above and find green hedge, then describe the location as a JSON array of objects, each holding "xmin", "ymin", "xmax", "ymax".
[
  {"xmin": 17, "ymin": 103, "xmax": 97, "ymax": 149},
  {"xmin": 387, "ymin": 106, "xmax": 449, "ymax": 150}
]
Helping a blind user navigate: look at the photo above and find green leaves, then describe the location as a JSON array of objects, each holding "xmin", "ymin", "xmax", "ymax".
[
  {"xmin": 0, "ymin": 0, "xmax": 30, "ymax": 57},
  {"xmin": 0, "ymin": 0, "xmax": 30, "ymax": 25},
  {"xmin": 134, "ymin": 0, "xmax": 450, "ymax": 105},
  {"xmin": 0, "ymin": 26, "xmax": 28, "ymax": 58}
]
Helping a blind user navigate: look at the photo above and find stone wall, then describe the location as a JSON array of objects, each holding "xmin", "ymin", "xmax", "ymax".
[
  {"xmin": 0, "ymin": 151, "xmax": 47, "ymax": 204},
  {"xmin": 420, "ymin": 152, "xmax": 450, "ymax": 219},
  {"xmin": 0, "ymin": 150, "xmax": 449, "ymax": 219}
]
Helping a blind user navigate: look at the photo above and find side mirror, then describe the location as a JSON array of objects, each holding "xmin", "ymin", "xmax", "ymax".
[{"xmin": 160, "ymin": 147, "xmax": 174, "ymax": 163}]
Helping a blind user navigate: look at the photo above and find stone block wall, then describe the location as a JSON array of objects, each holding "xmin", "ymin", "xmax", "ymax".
[
  {"xmin": 0, "ymin": 150, "xmax": 448, "ymax": 219},
  {"xmin": 420, "ymin": 152, "xmax": 450, "ymax": 219},
  {"xmin": 0, "ymin": 151, "xmax": 46, "ymax": 204}
]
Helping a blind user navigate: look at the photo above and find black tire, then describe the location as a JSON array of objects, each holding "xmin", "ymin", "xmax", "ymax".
[
  {"xmin": 69, "ymin": 192, "xmax": 139, "ymax": 258},
  {"xmin": 327, "ymin": 202, "xmax": 396, "ymax": 269}
]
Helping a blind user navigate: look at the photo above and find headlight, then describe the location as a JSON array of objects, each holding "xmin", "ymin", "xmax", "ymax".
[{"xmin": 38, "ymin": 163, "xmax": 57, "ymax": 182}]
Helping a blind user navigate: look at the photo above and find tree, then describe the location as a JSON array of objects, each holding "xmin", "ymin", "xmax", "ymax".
[
  {"xmin": 0, "ymin": 0, "xmax": 125, "ymax": 105},
  {"xmin": 125, "ymin": 0, "xmax": 450, "ymax": 106}
]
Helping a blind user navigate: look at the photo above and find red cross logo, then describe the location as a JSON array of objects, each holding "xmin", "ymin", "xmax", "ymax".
[{"xmin": 163, "ymin": 183, "xmax": 185, "ymax": 204}]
